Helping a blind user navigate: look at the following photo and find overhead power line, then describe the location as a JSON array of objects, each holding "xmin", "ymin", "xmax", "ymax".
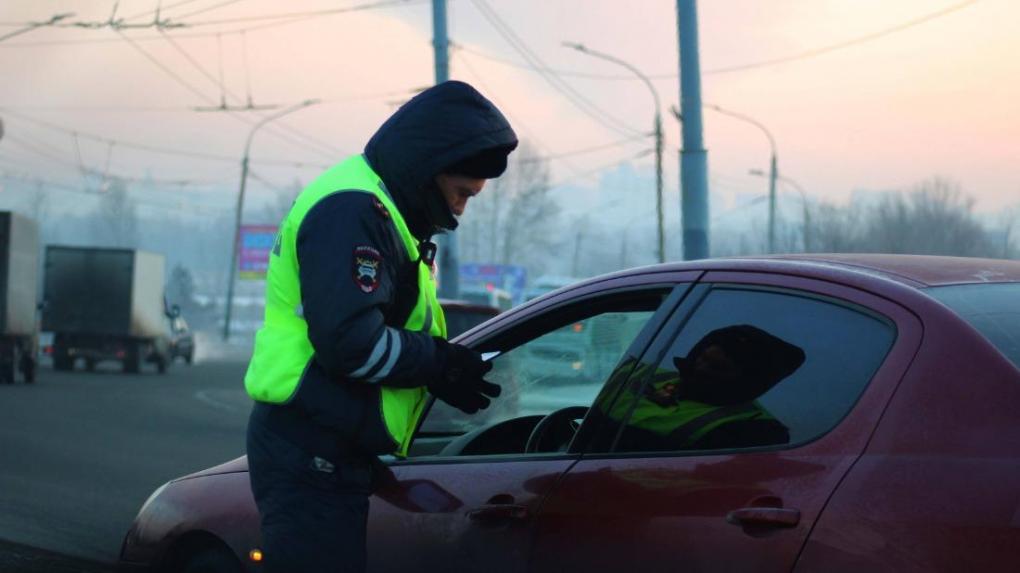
[
  {"xmin": 0, "ymin": 0, "xmax": 425, "ymax": 47},
  {"xmin": 4, "ymin": 134, "xmax": 219, "ymax": 186},
  {"xmin": 113, "ymin": 29, "xmax": 339, "ymax": 160},
  {"xmin": 705, "ymin": 0, "xmax": 981, "ymax": 75},
  {"xmin": 170, "ymin": 0, "xmax": 420, "ymax": 27},
  {"xmin": 171, "ymin": 0, "xmax": 249, "ymax": 21},
  {"xmin": 121, "ymin": 0, "xmax": 206, "ymax": 22},
  {"xmin": 0, "ymin": 12, "xmax": 74, "ymax": 43},
  {"xmin": 549, "ymin": 149, "xmax": 654, "ymax": 189},
  {"xmin": 468, "ymin": 0, "xmax": 644, "ymax": 138},
  {"xmin": 522, "ymin": 133, "xmax": 650, "ymax": 163},
  {"xmin": 0, "ymin": 110, "xmax": 329, "ymax": 168},
  {"xmin": 454, "ymin": 0, "xmax": 983, "ymax": 81}
]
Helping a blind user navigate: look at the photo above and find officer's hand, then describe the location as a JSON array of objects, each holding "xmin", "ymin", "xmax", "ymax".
[{"xmin": 429, "ymin": 339, "xmax": 501, "ymax": 414}]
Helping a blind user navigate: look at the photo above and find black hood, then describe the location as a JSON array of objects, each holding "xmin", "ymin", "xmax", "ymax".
[{"xmin": 364, "ymin": 81, "xmax": 518, "ymax": 240}]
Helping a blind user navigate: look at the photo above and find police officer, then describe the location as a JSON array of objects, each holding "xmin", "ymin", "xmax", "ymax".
[{"xmin": 244, "ymin": 81, "xmax": 518, "ymax": 573}]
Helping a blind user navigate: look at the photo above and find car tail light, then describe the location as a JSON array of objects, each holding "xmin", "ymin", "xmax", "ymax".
[
  {"xmin": 116, "ymin": 350, "xmax": 126, "ymax": 358},
  {"xmin": 249, "ymin": 549, "xmax": 264, "ymax": 563}
]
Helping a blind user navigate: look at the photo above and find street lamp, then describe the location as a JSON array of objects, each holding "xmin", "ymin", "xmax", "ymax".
[
  {"xmin": 222, "ymin": 99, "xmax": 319, "ymax": 341},
  {"xmin": 563, "ymin": 42, "xmax": 665, "ymax": 264},
  {"xmin": 704, "ymin": 104, "xmax": 778, "ymax": 253},
  {"xmin": 749, "ymin": 169, "xmax": 811, "ymax": 252}
]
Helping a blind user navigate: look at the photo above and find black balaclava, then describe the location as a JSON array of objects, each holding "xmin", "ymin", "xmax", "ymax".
[{"xmin": 364, "ymin": 81, "xmax": 519, "ymax": 240}]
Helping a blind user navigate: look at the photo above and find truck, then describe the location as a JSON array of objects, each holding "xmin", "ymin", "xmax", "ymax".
[
  {"xmin": 43, "ymin": 246, "xmax": 173, "ymax": 374},
  {"xmin": 0, "ymin": 212, "xmax": 39, "ymax": 384}
]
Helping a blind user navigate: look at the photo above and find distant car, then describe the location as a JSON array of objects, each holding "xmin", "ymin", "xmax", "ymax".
[
  {"xmin": 119, "ymin": 255, "xmax": 1020, "ymax": 573},
  {"xmin": 169, "ymin": 316, "xmax": 195, "ymax": 364},
  {"xmin": 438, "ymin": 299, "xmax": 501, "ymax": 338}
]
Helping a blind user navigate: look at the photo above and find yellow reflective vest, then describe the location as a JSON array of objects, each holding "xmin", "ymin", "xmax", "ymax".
[{"xmin": 244, "ymin": 154, "xmax": 445, "ymax": 456}]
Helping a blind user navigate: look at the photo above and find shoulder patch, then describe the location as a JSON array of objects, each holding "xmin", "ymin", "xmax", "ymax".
[
  {"xmin": 371, "ymin": 197, "xmax": 391, "ymax": 220},
  {"xmin": 353, "ymin": 245, "xmax": 383, "ymax": 293}
]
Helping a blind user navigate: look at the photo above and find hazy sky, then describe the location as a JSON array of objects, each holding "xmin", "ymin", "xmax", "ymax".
[{"xmin": 1, "ymin": 0, "xmax": 1017, "ymax": 219}]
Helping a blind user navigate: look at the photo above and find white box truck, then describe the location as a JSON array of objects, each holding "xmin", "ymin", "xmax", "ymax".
[
  {"xmin": 42, "ymin": 246, "xmax": 172, "ymax": 374},
  {"xmin": 0, "ymin": 212, "xmax": 39, "ymax": 384}
]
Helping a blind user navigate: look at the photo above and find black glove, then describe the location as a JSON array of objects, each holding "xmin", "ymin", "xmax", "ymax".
[{"xmin": 429, "ymin": 338, "xmax": 501, "ymax": 414}]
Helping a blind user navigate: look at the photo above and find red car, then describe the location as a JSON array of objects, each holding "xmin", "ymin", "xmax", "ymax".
[{"xmin": 119, "ymin": 255, "xmax": 1020, "ymax": 572}]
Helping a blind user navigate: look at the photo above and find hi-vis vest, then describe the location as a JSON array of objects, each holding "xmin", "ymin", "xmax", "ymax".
[
  {"xmin": 244, "ymin": 154, "xmax": 446, "ymax": 456},
  {"xmin": 604, "ymin": 363, "xmax": 776, "ymax": 448}
]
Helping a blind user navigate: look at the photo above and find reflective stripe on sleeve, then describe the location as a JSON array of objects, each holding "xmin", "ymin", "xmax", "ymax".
[
  {"xmin": 368, "ymin": 330, "xmax": 402, "ymax": 382},
  {"xmin": 349, "ymin": 328, "xmax": 389, "ymax": 378}
]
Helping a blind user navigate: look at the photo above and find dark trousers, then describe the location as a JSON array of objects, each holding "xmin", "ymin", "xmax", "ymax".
[{"xmin": 247, "ymin": 408, "xmax": 376, "ymax": 573}]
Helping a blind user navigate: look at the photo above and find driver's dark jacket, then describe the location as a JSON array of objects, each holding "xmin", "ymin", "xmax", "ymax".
[{"xmin": 252, "ymin": 81, "xmax": 518, "ymax": 462}]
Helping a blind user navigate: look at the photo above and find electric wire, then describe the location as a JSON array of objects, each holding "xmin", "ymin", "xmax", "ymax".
[
  {"xmin": 0, "ymin": 1, "xmax": 424, "ymax": 46},
  {"xmin": 453, "ymin": 0, "xmax": 984, "ymax": 79},
  {"xmin": 121, "ymin": 0, "xmax": 205, "ymax": 22},
  {"xmin": 157, "ymin": 28, "xmax": 342, "ymax": 158},
  {"xmin": 548, "ymin": 149, "xmax": 653, "ymax": 189},
  {"xmin": 171, "ymin": 0, "xmax": 419, "ymax": 27},
  {"xmin": 165, "ymin": 30, "xmax": 342, "ymax": 158},
  {"xmin": 468, "ymin": 0, "xmax": 644, "ymax": 138},
  {"xmin": 117, "ymin": 29, "xmax": 337, "ymax": 159},
  {"xmin": 0, "ymin": 110, "xmax": 329, "ymax": 168},
  {"xmin": 171, "ymin": 0, "xmax": 249, "ymax": 21}
]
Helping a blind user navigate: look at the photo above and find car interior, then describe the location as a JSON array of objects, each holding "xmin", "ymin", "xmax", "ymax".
[{"xmin": 405, "ymin": 288, "xmax": 672, "ymax": 459}]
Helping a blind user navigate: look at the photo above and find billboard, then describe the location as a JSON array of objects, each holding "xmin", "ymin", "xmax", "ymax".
[
  {"xmin": 238, "ymin": 225, "xmax": 278, "ymax": 279},
  {"xmin": 459, "ymin": 263, "xmax": 527, "ymax": 303}
]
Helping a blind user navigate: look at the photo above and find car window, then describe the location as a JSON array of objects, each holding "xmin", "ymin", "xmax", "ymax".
[
  {"xmin": 602, "ymin": 287, "xmax": 896, "ymax": 454},
  {"xmin": 418, "ymin": 288, "xmax": 674, "ymax": 439},
  {"xmin": 926, "ymin": 283, "xmax": 1020, "ymax": 369}
]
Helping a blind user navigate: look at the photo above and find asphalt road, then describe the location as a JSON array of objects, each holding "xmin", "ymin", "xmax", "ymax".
[{"xmin": 0, "ymin": 356, "xmax": 252, "ymax": 569}]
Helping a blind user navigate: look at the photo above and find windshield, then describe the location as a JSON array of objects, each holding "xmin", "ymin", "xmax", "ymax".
[{"xmin": 927, "ymin": 283, "xmax": 1020, "ymax": 369}]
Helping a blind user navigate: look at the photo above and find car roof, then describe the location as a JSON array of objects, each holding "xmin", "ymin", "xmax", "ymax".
[
  {"xmin": 743, "ymin": 254, "xmax": 1020, "ymax": 287},
  {"xmin": 590, "ymin": 254, "xmax": 1020, "ymax": 289}
]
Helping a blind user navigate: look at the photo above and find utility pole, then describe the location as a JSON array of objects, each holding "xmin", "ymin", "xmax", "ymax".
[
  {"xmin": 677, "ymin": 0, "xmax": 709, "ymax": 260},
  {"xmin": 563, "ymin": 43, "xmax": 665, "ymax": 264},
  {"xmin": 432, "ymin": 0, "xmax": 459, "ymax": 299},
  {"xmin": 223, "ymin": 100, "xmax": 318, "ymax": 341},
  {"xmin": 767, "ymin": 154, "xmax": 777, "ymax": 253}
]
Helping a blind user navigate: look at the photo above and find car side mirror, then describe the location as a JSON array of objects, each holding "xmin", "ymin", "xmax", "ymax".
[{"xmin": 171, "ymin": 305, "xmax": 181, "ymax": 318}]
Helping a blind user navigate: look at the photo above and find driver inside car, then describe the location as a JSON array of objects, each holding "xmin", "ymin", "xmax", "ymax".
[{"xmin": 604, "ymin": 324, "xmax": 806, "ymax": 453}]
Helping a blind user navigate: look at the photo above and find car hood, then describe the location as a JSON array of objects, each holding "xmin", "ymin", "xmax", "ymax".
[{"xmin": 173, "ymin": 455, "xmax": 248, "ymax": 482}]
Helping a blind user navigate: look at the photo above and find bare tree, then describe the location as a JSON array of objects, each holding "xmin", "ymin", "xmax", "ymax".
[
  {"xmin": 805, "ymin": 200, "xmax": 865, "ymax": 253},
  {"xmin": 458, "ymin": 141, "xmax": 560, "ymax": 275},
  {"xmin": 93, "ymin": 176, "xmax": 137, "ymax": 247},
  {"xmin": 861, "ymin": 178, "xmax": 993, "ymax": 256}
]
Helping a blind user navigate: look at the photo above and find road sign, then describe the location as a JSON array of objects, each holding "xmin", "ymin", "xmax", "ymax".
[
  {"xmin": 459, "ymin": 263, "xmax": 527, "ymax": 303},
  {"xmin": 238, "ymin": 225, "xmax": 278, "ymax": 279}
]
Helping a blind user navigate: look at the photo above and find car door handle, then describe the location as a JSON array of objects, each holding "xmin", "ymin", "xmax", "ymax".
[
  {"xmin": 466, "ymin": 495, "xmax": 529, "ymax": 523},
  {"xmin": 726, "ymin": 507, "xmax": 800, "ymax": 528}
]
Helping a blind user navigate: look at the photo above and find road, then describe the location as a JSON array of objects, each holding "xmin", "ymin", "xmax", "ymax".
[{"xmin": 0, "ymin": 357, "xmax": 252, "ymax": 569}]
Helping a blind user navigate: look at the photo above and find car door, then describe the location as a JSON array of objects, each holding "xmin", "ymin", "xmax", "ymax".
[
  {"xmin": 365, "ymin": 272, "xmax": 699, "ymax": 573},
  {"xmin": 530, "ymin": 272, "xmax": 923, "ymax": 573}
]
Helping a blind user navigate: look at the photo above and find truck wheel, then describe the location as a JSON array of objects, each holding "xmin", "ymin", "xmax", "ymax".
[
  {"xmin": 0, "ymin": 357, "xmax": 12, "ymax": 385},
  {"xmin": 19, "ymin": 352, "xmax": 36, "ymax": 384},
  {"xmin": 123, "ymin": 344, "xmax": 141, "ymax": 374},
  {"xmin": 185, "ymin": 350, "xmax": 194, "ymax": 365},
  {"xmin": 53, "ymin": 345, "xmax": 72, "ymax": 372}
]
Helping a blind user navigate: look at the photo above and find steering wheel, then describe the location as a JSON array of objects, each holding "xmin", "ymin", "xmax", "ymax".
[{"xmin": 524, "ymin": 406, "xmax": 589, "ymax": 454}]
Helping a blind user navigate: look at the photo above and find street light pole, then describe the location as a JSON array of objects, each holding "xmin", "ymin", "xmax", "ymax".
[
  {"xmin": 222, "ymin": 99, "xmax": 319, "ymax": 341},
  {"xmin": 750, "ymin": 169, "xmax": 810, "ymax": 252},
  {"xmin": 564, "ymin": 42, "xmax": 665, "ymax": 263},
  {"xmin": 705, "ymin": 104, "xmax": 778, "ymax": 253}
]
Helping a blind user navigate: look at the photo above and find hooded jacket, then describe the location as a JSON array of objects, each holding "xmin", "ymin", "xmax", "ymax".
[
  {"xmin": 365, "ymin": 80, "xmax": 518, "ymax": 239},
  {"xmin": 254, "ymin": 81, "xmax": 518, "ymax": 459}
]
